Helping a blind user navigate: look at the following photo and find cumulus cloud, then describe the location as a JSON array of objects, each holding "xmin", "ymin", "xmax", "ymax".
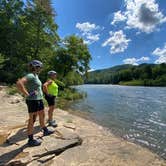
[
  {"xmin": 111, "ymin": 11, "xmax": 126, "ymax": 25},
  {"xmin": 123, "ymin": 58, "xmax": 138, "ymax": 65},
  {"xmin": 76, "ymin": 22, "xmax": 98, "ymax": 32},
  {"xmin": 111, "ymin": 0, "xmax": 166, "ymax": 33},
  {"xmin": 86, "ymin": 33, "xmax": 100, "ymax": 42},
  {"xmin": 138, "ymin": 56, "xmax": 150, "ymax": 61},
  {"xmin": 76, "ymin": 22, "xmax": 102, "ymax": 44},
  {"xmin": 123, "ymin": 56, "xmax": 150, "ymax": 65},
  {"xmin": 152, "ymin": 43, "xmax": 166, "ymax": 64},
  {"xmin": 102, "ymin": 30, "xmax": 131, "ymax": 54}
]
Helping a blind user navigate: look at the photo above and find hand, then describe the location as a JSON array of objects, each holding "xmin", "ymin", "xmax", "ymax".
[{"xmin": 29, "ymin": 91, "xmax": 37, "ymax": 97}]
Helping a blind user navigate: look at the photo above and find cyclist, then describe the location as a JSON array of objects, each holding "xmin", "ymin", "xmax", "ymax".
[
  {"xmin": 17, "ymin": 60, "xmax": 54, "ymax": 146},
  {"xmin": 43, "ymin": 70, "xmax": 58, "ymax": 127}
]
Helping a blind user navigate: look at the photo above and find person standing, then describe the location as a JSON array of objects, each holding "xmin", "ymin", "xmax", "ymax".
[
  {"xmin": 43, "ymin": 70, "xmax": 58, "ymax": 127},
  {"xmin": 17, "ymin": 60, "xmax": 54, "ymax": 146}
]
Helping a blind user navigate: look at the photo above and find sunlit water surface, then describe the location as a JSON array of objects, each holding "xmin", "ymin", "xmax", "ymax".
[{"xmin": 70, "ymin": 85, "xmax": 166, "ymax": 159}]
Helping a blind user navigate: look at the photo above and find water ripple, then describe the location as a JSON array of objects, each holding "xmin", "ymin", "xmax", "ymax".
[{"xmin": 71, "ymin": 85, "xmax": 166, "ymax": 159}]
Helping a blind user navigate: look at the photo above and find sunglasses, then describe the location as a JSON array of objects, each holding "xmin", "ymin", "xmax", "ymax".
[{"xmin": 35, "ymin": 65, "xmax": 42, "ymax": 68}]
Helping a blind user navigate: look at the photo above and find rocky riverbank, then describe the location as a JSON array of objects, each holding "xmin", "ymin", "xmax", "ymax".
[{"xmin": 0, "ymin": 86, "xmax": 165, "ymax": 166}]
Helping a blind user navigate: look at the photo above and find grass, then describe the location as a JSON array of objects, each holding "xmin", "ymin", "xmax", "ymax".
[
  {"xmin": 119, "ymin": 80, "xmax": 144, "ymax": 86},
  {"xmin": 58, "ymin": 87, "xmax": 86, "ymax": 100},
  {"xmin": 57, "ymin": 87, "xmax": 86, "ymax": 109}
]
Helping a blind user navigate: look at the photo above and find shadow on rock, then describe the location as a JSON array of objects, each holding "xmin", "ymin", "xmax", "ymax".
[
  {"xmin": 1, "ymin": 126, "xmax": 41, "ymax": 147},
  {"xmin": 0, "ymin": 144, "xmax": 28, "ymax": 165}
]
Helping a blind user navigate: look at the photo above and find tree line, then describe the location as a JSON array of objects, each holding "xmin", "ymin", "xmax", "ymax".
[
  {"xmin": 85, "ymin": 64, "xmax": 166, "ymax": 86},
  {"xmin": 0, "ymin": 0, "xmax": 91, "ymax": 87}
]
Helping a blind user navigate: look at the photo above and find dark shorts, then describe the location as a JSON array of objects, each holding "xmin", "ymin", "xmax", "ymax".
[
  {"xmin": 26, "ymin": 100, "xmax": 44, "ymax": 113},
  {"xmin": 44, "ymin": 94, "xmax": 56, "ymax": 106}
]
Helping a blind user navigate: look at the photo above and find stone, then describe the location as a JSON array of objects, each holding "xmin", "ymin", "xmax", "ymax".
[{"xmin": 63, "ymin": 122, "xmax": 76, "ymax": 130}]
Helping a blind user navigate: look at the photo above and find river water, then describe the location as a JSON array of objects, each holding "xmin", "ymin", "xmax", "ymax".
[{"xmin": 70, "ymin": 85, "xmax": 166, "ymax": 159}]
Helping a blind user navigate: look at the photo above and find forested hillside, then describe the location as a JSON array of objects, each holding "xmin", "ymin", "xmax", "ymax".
[
  {"xmin": 85, "ymin": 63, "xmax": 166, "ymax": 86},
  {"xmin": 0, "ymin": 0, "xmax": 91, "ymax": 86}
]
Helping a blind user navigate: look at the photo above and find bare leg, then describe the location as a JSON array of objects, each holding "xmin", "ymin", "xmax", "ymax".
[
  {"xmin": 48, "ymin": 105, "xmax": 54, "ymax": 121},
  {"xmin": 38, "ymin": 110, "xmax": 54, "ymax": 136},
  {"xmin": 27, "ymin": 112, "xmax": 37, "ymax": 135},
  {"xmin": 27, "ymin": 112, "xmax": 41, "ymax": 146},
  {"xmin": 38, "ymin": 110, "xmax": 45, "ymax": 128},
  {"xmin": 47, "ymin": 105, "xmax": 57, "ymax": 127}
]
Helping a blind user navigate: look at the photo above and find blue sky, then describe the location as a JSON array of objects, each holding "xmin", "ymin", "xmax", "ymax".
[{"xmin": 52, "ymin": 0, "xmax": 166, "ymax": 70}]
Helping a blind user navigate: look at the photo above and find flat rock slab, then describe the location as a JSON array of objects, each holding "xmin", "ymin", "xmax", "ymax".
[{"xmin": 0, "ymin": 126, "xmax": 82, "ymax": 166}]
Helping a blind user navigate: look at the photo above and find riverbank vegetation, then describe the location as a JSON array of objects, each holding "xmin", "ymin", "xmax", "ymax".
[
  {"xmin": 85, "ymin": 63, "xmax": 166, "ymax": 86},
  {"xmin": 0, "ymin": 0, "xmax": 91, "ymax": 101}
]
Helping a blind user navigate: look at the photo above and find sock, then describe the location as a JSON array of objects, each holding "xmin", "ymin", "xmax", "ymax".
[{"xmin": 28, "ymin": 134, "xmax": 33, "ymax": 141}]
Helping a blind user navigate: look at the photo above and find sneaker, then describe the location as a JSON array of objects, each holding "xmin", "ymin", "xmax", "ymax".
[
  {"xmin": 48, "ymin": 120, "xmax": 58, "ymax": 128},
  {"xmin": 28, "ymin": 139, "xmax": 41, "ymax": 146},
  {"xmin": 43, "ymin": 128, "xmax": 54, "ymax": 136}
]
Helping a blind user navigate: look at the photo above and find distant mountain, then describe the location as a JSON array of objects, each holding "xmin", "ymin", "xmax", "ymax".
[
  {"xmin": 84, "ymin": 63, "xmax": 166, "ymax": 86},
  {"xmin": 90, "ymin": 64, "xmax": 133, "ymax": 73}
]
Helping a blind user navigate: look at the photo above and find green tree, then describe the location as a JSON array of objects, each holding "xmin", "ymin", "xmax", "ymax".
[
  {"xmin": 0, "ymin": 0, "xmax": 26, "ymax": 82},
  {"xmin": 0, "ymin": 0, "xmax": 59, "ymax": 83},
  {"xmin": 25, "ymin": 0, "xmax": 59, "ymax": 60},
  {"xmin": 49, "ymin": 35, "xmax": 91, "ymax": 86},
  {"xmin": 64, "ymin": 35, "xmax": 91, "ymax": 75}
]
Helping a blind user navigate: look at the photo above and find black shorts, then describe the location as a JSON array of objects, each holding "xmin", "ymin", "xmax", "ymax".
[
  {"xmin": 26, "ymin": 100, "xmax": 44, "ymax": 113},
  {"xmin": 44, "ymin": 94, "xmax": 56, "ymax": 106}
]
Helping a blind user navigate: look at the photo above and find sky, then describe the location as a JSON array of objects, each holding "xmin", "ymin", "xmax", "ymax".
[{"xmin": 52, "ymin": 0, "xmax": 166, "ymax": 70}]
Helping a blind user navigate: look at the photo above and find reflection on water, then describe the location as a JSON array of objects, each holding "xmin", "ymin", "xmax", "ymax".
[{"xmin": 70, "ymin": 85, "xmax": 166, "ymax": 159}]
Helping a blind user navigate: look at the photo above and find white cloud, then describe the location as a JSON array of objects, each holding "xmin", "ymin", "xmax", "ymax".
[
  {"xmin": 83, "ymin": 33, "xmax": 100, "ymax": 45},
  {"xmin": 123, "ymin": 58, "xmax": 138, "ymax": 65},
  {"xmin": 123, "ymin": 56, "xmax": 150, "ymax": 65},
  {"xmin": 76, "ymin": 22, "xmax": 98, "ymax": 32},
  {"xmin": 138, "ymin": 56, "xmax": 150, "ymax": 61},
  {"xmin": 86, "ymin": 33, "xmax": 99, "ymax": 41},
  {"xmin": 152, "ymin": 43, "xmax": 166, "ymax": 64},
  {"xmin": 112, "ymin": 0, "xmax": 166, "ymax": 33},
  {"xmin": 76, "ymin": 22, "xmax": 102, "ymax": 44},
  {"xmin": 155, "ymin": 56, "xmax": 166, "ymax": 64},
  {"xmin": 111, "ymin": 11, "xmax": 127, "ymax": 25},
  {"xmin": 102, "ymin": 30, "xmax": 131, "ymax": 54}
]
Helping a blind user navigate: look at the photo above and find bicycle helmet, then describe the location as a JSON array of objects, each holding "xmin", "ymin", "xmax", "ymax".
[
  {"xmin": 48, "ymin": 70, "xmax": 57, "ymax": 76},
  {"xmin": 29, "ymin": 60, "xmax": 43, "ymax": 68}
]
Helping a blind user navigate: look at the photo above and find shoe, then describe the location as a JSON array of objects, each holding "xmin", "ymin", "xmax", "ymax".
[
  {"xmin": 43, "ymin": 128, "xmax": 54, "ymax": 136},
  {"xmin": 48, "ymin": 120, "xmax": 58, "ymax": 128},
  {"xmin": 28, "ymin": 139, "xmax": 41, "ymax": 146}
]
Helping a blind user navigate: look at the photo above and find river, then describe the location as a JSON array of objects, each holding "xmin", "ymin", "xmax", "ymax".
[{"xmin": 69, "ymin": 85, "xmax": 166, "ymax": 159}]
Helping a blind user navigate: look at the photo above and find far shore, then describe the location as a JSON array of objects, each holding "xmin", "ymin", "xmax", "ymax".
[{"xmin": 83, "ymin": 83, "xmax": 166, "ymax": 87}]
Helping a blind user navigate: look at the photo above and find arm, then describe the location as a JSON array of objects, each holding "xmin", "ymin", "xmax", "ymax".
[
  {"xmin": 43, "ymin": 80, "xmax": 52, "ymax": 95},
  {"xmin": 16, "ymin": 77, "xmax": 29, "ymax": 97}
]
